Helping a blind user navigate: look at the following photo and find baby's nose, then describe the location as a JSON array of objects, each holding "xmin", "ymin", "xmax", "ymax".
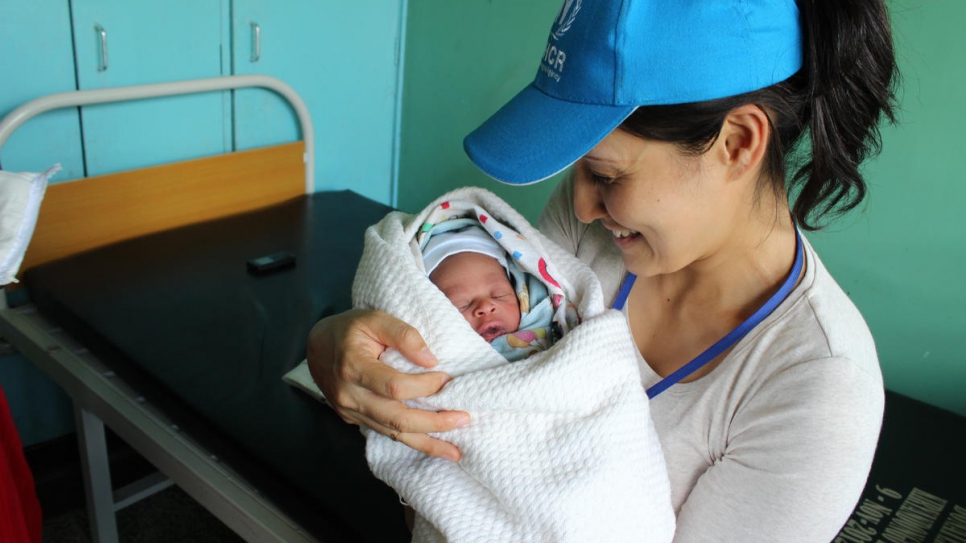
[{"xmin": 474, "ymin": 299, "xmax": 498, "ymax": 316}]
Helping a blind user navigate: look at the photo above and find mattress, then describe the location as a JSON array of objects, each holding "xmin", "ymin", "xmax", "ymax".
[
  {"xmin": 23, "ymin": 190, "xmax": 409, "ymax": 543},
  {"xmin": 841, "ymin": 390, "xmax": 966, "ymax": 541}
]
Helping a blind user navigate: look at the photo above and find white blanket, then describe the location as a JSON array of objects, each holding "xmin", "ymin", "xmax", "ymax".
[
  {"xmin": 0, "ymin": 165, "xmax": 59, "ymax": 285},
  {"xmin": 353, "ymin": 187, "xmax": 675, "ymax": 543}
]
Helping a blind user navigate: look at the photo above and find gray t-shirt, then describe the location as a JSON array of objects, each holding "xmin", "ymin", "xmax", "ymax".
[{"xmin": 538, "ymin": 175, "xmax": 884, "ymax": 543}]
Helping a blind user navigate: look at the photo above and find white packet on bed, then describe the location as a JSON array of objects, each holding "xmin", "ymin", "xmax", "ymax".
[
  {"xmin": 282, "ymin": 359, "xmax": 328, "ymax": 404},
  {"xmin": 0, "ymin": 164, "xmax": 60, "ymax": 285}
]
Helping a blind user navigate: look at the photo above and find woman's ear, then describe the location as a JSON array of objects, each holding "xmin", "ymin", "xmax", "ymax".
[{"xmin": 718, "ymin": 104, "xmax": 771, "ymax": 181}]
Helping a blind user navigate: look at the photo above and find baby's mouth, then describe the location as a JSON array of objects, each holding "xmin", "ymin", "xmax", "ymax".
[{"xmin": 478, "ymin": 323, "xmax": 507, "ymax": 342}]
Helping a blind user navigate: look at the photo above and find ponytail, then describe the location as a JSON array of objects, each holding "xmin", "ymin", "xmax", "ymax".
[
  {"xmin": 619, "ymin": 0, "xmax": 899, "ymax": 230},
  {"xmin": 792, "ymin": 0, "xmax": 899, "ymax": 229}
]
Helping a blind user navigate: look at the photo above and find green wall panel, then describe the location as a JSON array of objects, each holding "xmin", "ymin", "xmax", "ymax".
[
  {"xmin": 809, "ymin": 0, "xmax": 965, "ymax": 415},
  {"xmin": 396, "ymin": 0, "xmax": 564, "ymax": 222}
]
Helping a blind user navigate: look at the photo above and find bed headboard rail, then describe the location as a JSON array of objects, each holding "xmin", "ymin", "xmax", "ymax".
[
  {"xmin": 0, "ymin": 75, "xmax": 315, "ymax": 295},
  {"xmin": 0, "ymin": 75, "xmax": 314, "ymax": 192}
]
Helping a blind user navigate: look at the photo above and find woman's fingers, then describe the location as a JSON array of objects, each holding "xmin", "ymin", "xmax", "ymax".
[
  {"xmin": 349, "ymin": 398, "xmax": 467, "ymax": 461},
  {"xmin": 355, "ymin": 385, "xmax": 470, "ymax": 434},
  {"xmin": 355, "ymin": 310, "xmax": 439, "ymax": 369},
  {"xmin": 398, "ymin": 431, "xmax": 463, "ymax": 462},
  {"xmin": 353, "ymin": 360, "xmax": 451, "ymax": 402},
  {"xmin": 305, "ymin": 309, "xmax": 469, "ymax": 461}
]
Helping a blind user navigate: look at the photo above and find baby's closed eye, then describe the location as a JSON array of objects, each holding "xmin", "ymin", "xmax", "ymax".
[{"xmin": 450, "ymin": 299, "xmax": 471, "ymax": 312}]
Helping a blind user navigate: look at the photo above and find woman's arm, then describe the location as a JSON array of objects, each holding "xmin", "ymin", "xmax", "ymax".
[
  {"xmin": 306, "ymin": 309, "xmax": 470, "ymax": 460},
  {"xmin": 671, "ymin": 357, "xmax": 883, "ymax": 543}
]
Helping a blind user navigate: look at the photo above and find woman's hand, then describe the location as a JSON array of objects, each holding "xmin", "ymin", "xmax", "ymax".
[{"xmin": 306, "ymin": 309, "xmax": 469, "ymax": 461}]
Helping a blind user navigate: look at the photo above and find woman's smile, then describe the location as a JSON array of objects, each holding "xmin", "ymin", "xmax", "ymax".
[{"xmin": 606, "ymin": 225, "xmax": 643, "ymax": 249}]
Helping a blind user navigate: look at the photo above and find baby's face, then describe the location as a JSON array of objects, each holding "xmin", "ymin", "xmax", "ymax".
[{"xmin": 429, "ymin": 252, "xmax": 521, "ymax": 342}]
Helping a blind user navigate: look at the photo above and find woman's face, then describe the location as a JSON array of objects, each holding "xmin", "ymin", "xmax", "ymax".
[{"xmin": 573, "ymin": 128, "xmax": 732, "ymax": 278}]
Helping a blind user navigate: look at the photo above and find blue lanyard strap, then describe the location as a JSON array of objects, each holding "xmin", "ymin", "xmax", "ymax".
[
  {"xmin": 612, "ymin": 269, "xmax": 637, "ymax": 313},
  {"xmin": 612, "ymin": 229, "xmax": 805, "ymax": 399}
]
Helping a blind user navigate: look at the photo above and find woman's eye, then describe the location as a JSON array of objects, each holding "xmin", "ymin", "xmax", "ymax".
[{"xmin": 590, "ymin": 172, "xmax": 615, "ymax": 185}]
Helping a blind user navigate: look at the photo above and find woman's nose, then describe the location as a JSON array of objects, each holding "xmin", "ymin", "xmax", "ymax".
[{"xmin": 573, "ymin": 173, "xmax": 607, "ymax": 224}]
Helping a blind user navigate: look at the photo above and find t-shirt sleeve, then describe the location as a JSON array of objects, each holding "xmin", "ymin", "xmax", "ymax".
[{"xmin": 672, "ymin": 356, "xmax": 884, "ymax": 543}]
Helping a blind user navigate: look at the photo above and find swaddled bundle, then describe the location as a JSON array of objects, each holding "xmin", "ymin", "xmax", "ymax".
[{"xmin": 355, "ymin": 187, "xmax": 675, "ymax": 543}]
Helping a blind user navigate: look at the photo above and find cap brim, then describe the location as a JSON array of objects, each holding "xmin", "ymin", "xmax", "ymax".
[{"xmin": 464, "ymin": 83, "xmax": 636, "ymax": 186}]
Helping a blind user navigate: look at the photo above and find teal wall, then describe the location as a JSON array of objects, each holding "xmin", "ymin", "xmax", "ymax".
[
  {"xmin": 395, "ymin": 0, "xmax": 564, "ymax": 221},
  {"xmin": 0, "ymin": 352, "xmax": 74, "ymax": 446},
  {"xmin": 809, "ymin": 0, "xmax": 966, "ymax": 416},
  {"xmin": 398, "ymin": 1, "xmax": 966, "ymax": 415}
]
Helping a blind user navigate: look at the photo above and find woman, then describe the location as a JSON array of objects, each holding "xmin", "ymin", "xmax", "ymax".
[{"xmin": 308, "ymin": 0, "xmax": 898, "ymax": 540}]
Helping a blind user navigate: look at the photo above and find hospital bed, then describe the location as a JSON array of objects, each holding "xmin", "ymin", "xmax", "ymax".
[
  {"xmin": 0, "ymin": 76, "xmax": 408, "ymax": 543},
  {"xmin": 835, "ymin": 390, "xmax": 965, "ymax": 542}
]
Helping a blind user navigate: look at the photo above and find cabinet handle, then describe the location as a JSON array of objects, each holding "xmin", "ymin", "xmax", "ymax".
[
  {"xmin": 95, "ymin": 24, "xmax": 108, "ymax": 71},
  {"xmin": 250, "ymin": 22, "xmax": 261, "ymax": 63}
]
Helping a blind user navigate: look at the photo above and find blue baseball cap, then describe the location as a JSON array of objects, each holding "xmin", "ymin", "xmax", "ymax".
[{"xmin": 464, "ymin": 0, "xmax": 803, "ymax": 185}]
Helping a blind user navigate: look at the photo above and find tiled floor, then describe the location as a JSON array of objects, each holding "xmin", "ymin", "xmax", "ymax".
[
  {"xmin": 42, "ymin": 485, "xmax": 243, "ymax": 543},
  {"xmin": 27, "ymin": 431, "xmax": 242, "ymax": 542}
]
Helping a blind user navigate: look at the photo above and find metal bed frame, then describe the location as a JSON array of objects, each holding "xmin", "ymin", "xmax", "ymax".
[{"xmin": 0, "ymin": 75, "xmax": 320, "ymax": 543}]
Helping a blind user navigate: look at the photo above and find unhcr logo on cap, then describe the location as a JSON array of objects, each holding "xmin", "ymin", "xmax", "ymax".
[
  {"xmin": 542, "ymin": 0, "xmax": 580, "ymax": 82},
  {"xmin": 552, "ymin": 0, "xmax": 581, "ymax": 41}
]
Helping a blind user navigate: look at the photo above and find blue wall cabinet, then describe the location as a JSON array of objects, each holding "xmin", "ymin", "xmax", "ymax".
[
  {"xmin": 2, "ymin": 0, "xmax": 404, "ymax": 201},
  {"xmin": 0, "ymin": 0, "xmax": 85, "ymax": 180},
  {"xmin": 70, "ymin": 0, "xmax": 230, "ymax": 176},
  {"xmin": 232, "ymin": 0, "xmax": 405, "ymax": 204}
]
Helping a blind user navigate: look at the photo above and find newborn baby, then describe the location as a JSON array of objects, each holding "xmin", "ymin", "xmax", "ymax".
[
  {"xmin": 422, "ymin": 225, "xmax": 521, "ymax": 342},
  {"xmin": 420, "ymin": 223, "xmax": 554, "ymax": 361}
]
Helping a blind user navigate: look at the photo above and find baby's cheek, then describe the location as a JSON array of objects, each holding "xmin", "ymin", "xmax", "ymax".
[
  {"xmin": 508, "ymin": 304, "xmax": 523, "ymax": 329},
  {"xmin": 460, "ymin": 310, "xmax": 478, "ymax": 327}
]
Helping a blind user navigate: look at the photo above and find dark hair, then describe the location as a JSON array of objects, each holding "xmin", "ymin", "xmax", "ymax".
[{"xmin": 618, "ymin": 0, "xmax": 899, "ymax": 230}]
